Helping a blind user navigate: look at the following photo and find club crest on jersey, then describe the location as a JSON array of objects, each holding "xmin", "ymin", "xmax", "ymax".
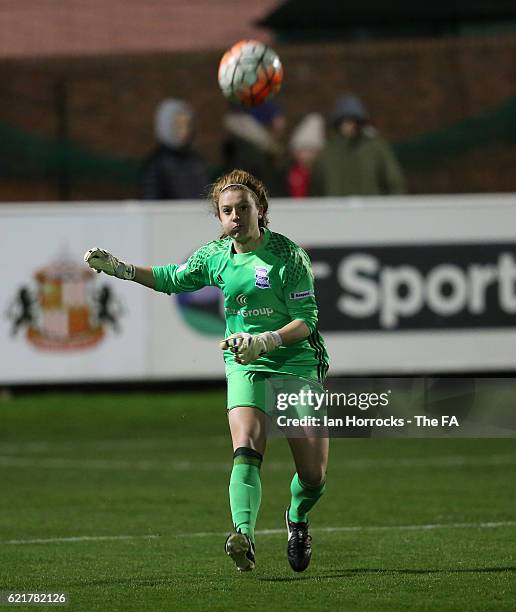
[{"xmin": 254, "ymin": 266, "xmax": 270, "ymax": 289}]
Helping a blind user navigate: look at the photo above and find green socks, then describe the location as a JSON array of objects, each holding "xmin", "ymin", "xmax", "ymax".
[
  {"xmin": 288, "ymin": 472, "xmax": 326, "ymax": 523},
  {"xmin": 229, "ymin": 453, "xmax": 325, "ymax": 539},
  {"xmin": 229, "ymin": 447, "xmax": 263, "ymax": 543}
]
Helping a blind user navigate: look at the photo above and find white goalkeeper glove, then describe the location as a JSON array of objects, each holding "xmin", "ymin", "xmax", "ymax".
[
  {"xmin": 219, "ymin": 331, "xmax": 282, "ymax": 365},
  {"xmin": 84, "ymin": 248, "xmax": 135, "ymax": 280}
]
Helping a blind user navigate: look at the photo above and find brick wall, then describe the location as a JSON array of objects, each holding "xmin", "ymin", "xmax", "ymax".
[{"xmin": 1, "ymin": 35, "xmax": 515, "ymax": 200}]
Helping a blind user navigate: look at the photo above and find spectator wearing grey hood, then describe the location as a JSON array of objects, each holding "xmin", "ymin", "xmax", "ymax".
[
  {"xmin": 311, "ymin": 95, "xmax": 405, "ymax": 197},
  {"xmin": 141, "ymin": 98, "xmax": 209, "ymax": 200}
]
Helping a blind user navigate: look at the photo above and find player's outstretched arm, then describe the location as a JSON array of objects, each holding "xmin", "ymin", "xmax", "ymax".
[{"xmin": 84, "ymin": 248, "xmax": 156, "ymax": 289}]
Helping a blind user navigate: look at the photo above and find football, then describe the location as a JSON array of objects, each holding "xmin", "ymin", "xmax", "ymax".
[{"xmin": 218, "ymin": 39, "xmax": 283, "ymax": 107}]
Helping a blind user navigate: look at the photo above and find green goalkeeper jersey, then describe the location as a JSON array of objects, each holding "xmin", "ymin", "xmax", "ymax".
[{"xmin": 152, "ymin": 228, "xmax": 329, "ymax": 382}]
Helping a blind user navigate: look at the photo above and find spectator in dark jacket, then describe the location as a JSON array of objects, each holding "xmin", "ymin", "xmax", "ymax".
[
  {"xmin": 311, "ymin": 95, "xmax": 406, "ymax": 197},
  {"xmin": 141, "ymin": 98, "xmax": 209, "ymax": 200},
  {"xmin": 222, "ymin": 101, "xmax": 288, "ymax": 197}
]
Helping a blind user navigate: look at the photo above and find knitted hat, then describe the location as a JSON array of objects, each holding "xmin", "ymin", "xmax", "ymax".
[
  {"xmin": 332, "ymin": 95, "xmax": 369, "ymax": 125},
  {"xmin": 247, "ymin": 100, "xmax": 284, "ymax": 125},
  {"xmin": 289, "ymin": 113, "xmax": 325, "ymax": 152}
]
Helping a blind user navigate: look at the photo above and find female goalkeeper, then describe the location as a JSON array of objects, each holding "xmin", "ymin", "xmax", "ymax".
[{"xmin": 84, "ymin": 169, "xmax": 329, "ymax": 573}]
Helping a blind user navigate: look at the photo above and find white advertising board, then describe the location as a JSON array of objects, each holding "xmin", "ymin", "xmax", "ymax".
[
  {"xmin": 1, "ymin": 204, "xmax": 148, "ymax": 383},
  {"xmin": 2, "ymin": 194, "xmax": 516, "ymax": 383}
]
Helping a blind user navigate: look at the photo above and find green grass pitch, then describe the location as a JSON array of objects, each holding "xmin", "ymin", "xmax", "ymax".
[{"xmin": 0, "ymin": 390, "xmax": 515, "ymax": 611}]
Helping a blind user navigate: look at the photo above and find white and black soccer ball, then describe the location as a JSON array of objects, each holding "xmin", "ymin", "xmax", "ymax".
[{"xmin": 218, "ymin": 39, "xmax": 283, "ymax": 107}]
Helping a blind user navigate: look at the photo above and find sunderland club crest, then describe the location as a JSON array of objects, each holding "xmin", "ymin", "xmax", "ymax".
[{"xmin": 6, "ymin": 257, "xmax": 124, "ymax": 351}]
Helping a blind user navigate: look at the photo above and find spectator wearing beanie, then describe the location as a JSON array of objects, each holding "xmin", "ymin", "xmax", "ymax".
[
  {"xmin": 311, "ymin": 95, "xmax": 406, "ymax": 197},
  {"xmin": 288, "ymin": 113, "xmax": 326, "ymax": 198}
]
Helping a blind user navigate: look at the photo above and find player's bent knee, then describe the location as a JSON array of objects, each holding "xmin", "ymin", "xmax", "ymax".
[
  {"xmin": 298, "ymin": 469, "xmax": 326, "ymax": 488},
  {"xmin": 233, "ymin": 438, "xmax": 262, "ymax": 453}
]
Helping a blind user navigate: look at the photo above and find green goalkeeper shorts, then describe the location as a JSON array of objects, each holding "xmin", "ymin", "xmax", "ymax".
[{"xmin": 226, "ymin": 370, "xmax": 324, "ymax": 415}]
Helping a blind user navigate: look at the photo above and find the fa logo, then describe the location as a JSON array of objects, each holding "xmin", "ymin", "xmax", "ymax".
[
  {"xmin": 442, "ymin": 416, "xmax": 460, "ymax": 427},
  {"xmin": 255, "ymin": 267, "xmax": 270, "ymax": 289}
]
